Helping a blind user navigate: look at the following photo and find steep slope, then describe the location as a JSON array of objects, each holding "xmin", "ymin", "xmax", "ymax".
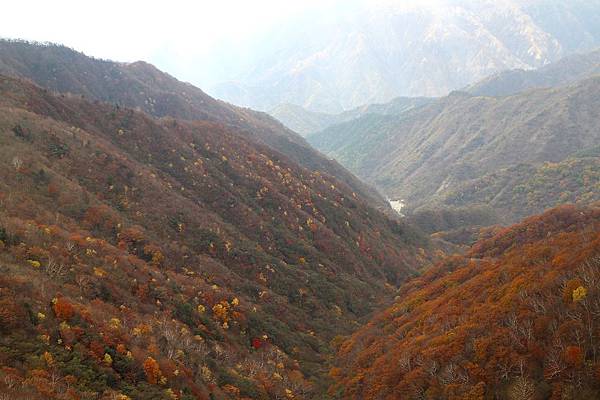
[
  {"xmin": 437, "ymin": 151, "xmax": 600, "ymax": 223},
  {"xmin": 332, "ymin": 204, "xmax": 600, "ymax": 399},
  {"xmin": 466, "ymin": 48, "xmax": 600, "ymax": 97},
  {"xmin": 211, "ymin": 0, "xmax": 600, "ymax": 113},
  {"xmin": 270, "ymin": 97, "xmax": 433, "ymax": 137},
  {"xmin": 0, "ymin": 39, "xmax": 387, "ymax": 210},
  {"xmin": 0, "ymin": 75, "xmax": 430, "ymax": 400},
  {"xmin": 309, "ymin": 76, "xmax": 600, "ymax": 211}
]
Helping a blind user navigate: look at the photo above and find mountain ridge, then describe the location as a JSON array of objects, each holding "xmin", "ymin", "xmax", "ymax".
[
  {"xmin": 210, "ymin": 0, "xmax": 600, "ymax": 113},
  {"xmin": 308, "ymin": 74, "xmax": 600, "ymax": 219},
  {"xmin": 0, "ymin": 39, "xmax": 389, "ymax": 212},
  {"xmin": 0, "ymin": 70, "xmax": 430, "ymax": 399}
]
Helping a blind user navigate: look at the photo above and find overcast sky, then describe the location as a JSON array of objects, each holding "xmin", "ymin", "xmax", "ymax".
[{"xmin": 2, "ymin": 0, "xmax": 355, "ymax": 86}]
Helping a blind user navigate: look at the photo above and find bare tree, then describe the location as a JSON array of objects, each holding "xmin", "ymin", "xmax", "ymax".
[
  {"xmin": 45, "ymin": 258, "xmax": 67, "ymax": 278},
  {"xmin": 507, "ymin": 377, "xmax": 535, "ymax": 400},
  {"xmin": 12, "ymin": 156, "xmax": 23, "ymax": 171}
]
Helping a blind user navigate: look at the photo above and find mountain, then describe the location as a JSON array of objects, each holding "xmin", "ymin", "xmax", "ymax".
[
  {"xmin": 331, "ymin": 203, "xmax": 600, "ymax": 399},
  {"xmin": 437, "ymin": 150, "xmax": 600, "ymax": 223},
  {"xmin": 0, "ymin": 71, "xmax": 433, "ymax": 400},
  {"xmin": 309, "ymin": 75, "xmax": 600, "ymax": 216},
  {"xmin": 268, "ymin": 104, "xmax": 342, "ymax": 138},
  {"xmin": 211, "ymin": 0, "xmax": 600, "ymax": 113},
  {"xmin": 0, "ymin": 39, "xmax": 387, "ymax": 211},
  {"xmin": 466, "ymin": 48, "xmax": 600, "ymax": 97},
  {"xmin": 270, "ymin": 97, "xmax": 433, "ymax": 137}
]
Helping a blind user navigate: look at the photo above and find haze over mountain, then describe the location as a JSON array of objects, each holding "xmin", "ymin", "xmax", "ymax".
[
  {"xmin": 308, "ymin": 50, "xmax": 600, "ymax": 222},
  {"xmin": 466, "ymin": 48, "xmax": 600, "ymax": 97},
  {"xmin": 270, "ymin": 97, "xmax": 433, "ymax": 137},
  {"xmin": 211, "ymin": 0, "xmax": 600, "ymax": 113},
  {"xmin": 1, "ymin": 1, "xmax": 600, "ymax": 399}
]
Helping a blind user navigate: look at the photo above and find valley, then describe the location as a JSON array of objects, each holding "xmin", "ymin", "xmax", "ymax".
[
  {"xmin": 306, "ymin": 49, "xmax": 600, "ymax": 228},
  {"xmin": 1, "ymin": 2, "xmax": 599, "ymax": 399}
]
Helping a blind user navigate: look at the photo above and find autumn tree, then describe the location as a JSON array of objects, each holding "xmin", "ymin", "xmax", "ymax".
[{"xmin": 143, "ymin": 357, "xmax": 161, "ymax": 384}]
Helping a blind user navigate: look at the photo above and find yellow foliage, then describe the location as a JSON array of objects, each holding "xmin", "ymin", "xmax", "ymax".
[
  {"xmin": 197, "ymin": 304, "xmax": 206, "ymax": 313},
  {"xmin": 573, "ymin": 286, "xmax": 587, "ymax": 302},
  {"xmin": 212, "ymin": 302, "xmax": 229, "ymax": 322},
  {"xmin": 37, "ymin": 312, "xmax": 46, "ymax": 320},
  {"xmin": 109, "ymin": 318, "xmax": 122, "ymax": 330},
  {"xmin": 201, "ymin": 366, "xmax": 213, "ymax": 381},
  {"xmin": 231, "ymin": 297, "xmax": 240, "ymax": 306},
  {"xmin": 43, "ymin": 351, "xmax": 54, "ymax": 366},
  {"xmin": 164, "ymin": 388, "xmax": 177, "ymax": 400},
  {"xmin": 94, "ymin": 267, "xmax": 107, "ymax": 277},
  {"xmin": 151, "ymin": 251, "xmax": 164, "ymax": 266},
  {"xmin": 27, "ymin": 260, "xmax": 41, "ymax": 268},
  {"xmin": 104, "ymin": 353, "xmax": 113, "ymax": 366}
]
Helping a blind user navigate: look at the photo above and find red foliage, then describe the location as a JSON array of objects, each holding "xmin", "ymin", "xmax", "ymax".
[
  {"xmin": 52, "ymin": 297, "xmax": 75, "ymax": 321},
  {"xmin": 251, "ymin": 338, "xmax": 263, "ymax": 350},
  {"xmin": 564, "ymin": 346, "xmax": 583, "ymax": 367}
]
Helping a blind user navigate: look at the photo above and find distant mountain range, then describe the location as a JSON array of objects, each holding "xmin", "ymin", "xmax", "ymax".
[
  {"xmin": 466, "ymin": 48, "xmax": 600, "ymax": 96},
  {"xmin": 269, "ymin": 97, "xmax": 433, "ymax": 137},
  {"xmin": 306, "ymin": 48, "xmax": 600, "ymax": 221},
  {"xmin": 211, "ymin": 0, "xmax": 600, "ymax": 113}
]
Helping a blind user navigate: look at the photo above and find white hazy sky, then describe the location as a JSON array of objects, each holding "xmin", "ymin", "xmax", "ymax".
[
  {"xmin": 2, "ymin": 0, "xmax": 355, "ymax": 85},
  {"xmin": 2, "ymin": 0, "xmax": 452, "ymax": 87}
]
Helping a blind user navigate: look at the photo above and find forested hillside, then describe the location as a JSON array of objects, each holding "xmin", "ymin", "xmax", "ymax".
[
  {"xmin": 437, "ymin": 152, "xmax": 600, "ymax": 223},
  {"xmin": 309, "ymin": 76, "xmax": 600, "ymax": 217},
  {"xmin": 2, "ymin": 8, "xmax": 599, "ymax": 400},
  {"xmin": 332, "ymin": 204, "xmax": 600, "ymax": 399},
  {"xmin": 0, "ymin": 39, "xmax": 387, "ymax": 211},
  {"xmin": 0, "ymin": 74, "xmax": 430, "ymax": 400}
]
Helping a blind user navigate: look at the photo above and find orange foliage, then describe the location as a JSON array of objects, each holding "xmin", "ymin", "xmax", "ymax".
[
  {"xmin": 143, "ymin": 357, "xmax": 161, "ymax": 385},
  {"xmin": 331, "ymin": 205, "xmax": 600, "ymax": 399}
]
